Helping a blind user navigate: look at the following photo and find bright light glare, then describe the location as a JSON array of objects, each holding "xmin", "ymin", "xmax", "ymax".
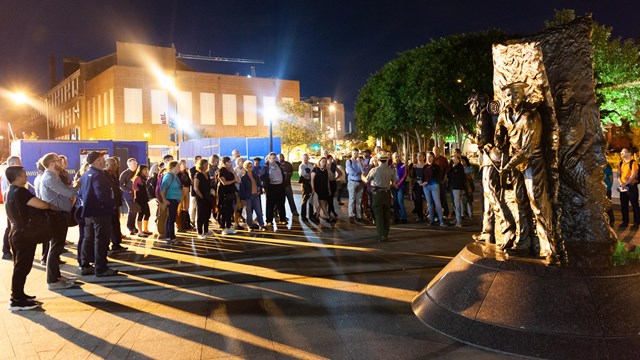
[
  {"xmin": 11, "ymin": 92, "xmax": 28, "ymax": 104},
  {"xmin": 329, "ymin": 104, "xmax": 336, "ymax": 112},
  {"xmin": 143, "ymin": 133, "xmax": 150, "ymax": 138}
]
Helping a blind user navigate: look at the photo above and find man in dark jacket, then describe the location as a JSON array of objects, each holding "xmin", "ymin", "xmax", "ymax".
[
  {"xmin": 119, "ymin": 158, "xmax": 138, "ymax": 234},
  {"xmin": 278, "ymin": 153, "xmax": 299, "ymax": 217},
  {"xmin": 106, "ymin": 157, "xmax": 128, "ymax": 252},
  {"xmin": 260, "ymin": 152, "xmax": 287, "ymax": 225},
  {"xmin": 79, "ymin": 151, "xmax": 119, "ymax": 277}
]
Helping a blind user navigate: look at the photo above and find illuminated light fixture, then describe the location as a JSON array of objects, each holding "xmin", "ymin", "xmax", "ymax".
[
  {"xmin": 11, "ymin": 92, "xmax": 28, "ymax": 104},
  {"xmin": 143, "ymin": 133, "xmax": 151, "ymax": 138}
]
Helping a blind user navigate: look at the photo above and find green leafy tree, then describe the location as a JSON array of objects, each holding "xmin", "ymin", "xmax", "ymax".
[
  {"xmin": 355, "ymin": 30, "xmax": 506, "ymax": 154},
  {"xmin": 547, "ymin": 9, "xmax": 640, "ymax": 127},
  {"xmin": 276, "ymin": 100, "xmax": 321, "ymax": 160}
]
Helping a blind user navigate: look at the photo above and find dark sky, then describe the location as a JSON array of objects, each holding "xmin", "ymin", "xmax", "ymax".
[{"xmin": 0, "ymin": 0, "xmax": 637, "ymax": 124}]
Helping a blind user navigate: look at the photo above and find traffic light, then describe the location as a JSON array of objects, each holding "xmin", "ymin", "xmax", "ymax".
[{"xmin": 170, "ymin": 132, "xmax": 176, "ymax": 143}]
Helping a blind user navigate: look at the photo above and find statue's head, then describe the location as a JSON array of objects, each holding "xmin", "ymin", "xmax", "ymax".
[
  {"xmin": 466, "ymin": 92, "xmax": 488, "ymax": 116},
  {"xmin": 502, "ymin": 82, "xmax": 528, "ymax": 110}
]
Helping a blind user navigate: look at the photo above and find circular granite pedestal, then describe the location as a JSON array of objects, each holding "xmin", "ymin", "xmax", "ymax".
[{"xmin": 412, "ymin": 242, "xmax": 640, "ymax": 360}]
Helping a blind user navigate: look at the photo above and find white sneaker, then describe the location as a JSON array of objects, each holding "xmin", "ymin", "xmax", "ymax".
[
  {"xmin": 226, "ymin": 228, "xmax": 236, "ymax": 235},
  {"xmin": 48, "ymin": 280, "xmax": 76, "ymax": 290},
  {"xmin": 221, "ymin": 229, "xmax": 229, "ymax": 235},
  {"xmin": 198, "ymin": 234, "xmax": 207, "ymax": 240}
]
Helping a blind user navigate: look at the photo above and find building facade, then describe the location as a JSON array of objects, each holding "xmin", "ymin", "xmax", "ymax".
[
  {"xmin": 38, "ymin": 42, "xmax": 300, "ymax": 151},
  {"xmin": 301, "ymin": 96, "xmax": 346, "ymax": 143}
]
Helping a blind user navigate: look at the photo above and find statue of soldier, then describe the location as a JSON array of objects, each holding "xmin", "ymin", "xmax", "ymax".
[
  {"xmin": 464, "ymin": 93, "xmax": 517, "ymax": 245},
  {"xmin": 496, "ymin": 82, "xmax": 559, "ymax": 265}
]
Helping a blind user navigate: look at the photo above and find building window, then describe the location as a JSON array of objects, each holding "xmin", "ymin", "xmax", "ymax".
[
  {"xmin": 200, "ymin": 93, "xmax": 215, "ymax": 125},
  {"xmin": 177, "ymin": 91, "xmax": 193, "ymax": 124},
  {"xmin": 222, "ymin": 94, "xmax": 237, "ymax": 125},
  {"xmin": 243, "ymin": 95, "xmax": 257, "ymax": 126},
  {"xmin": 124, "ymin": 88, "xmax": 143, "ymax": 124},
  {"xmin": 151, "ymin": 90, "xmax": 169, "ymax": 124},
  {"xmin": 263, "ymin": 96, "xmax": 276, "ymax": 126},
  {"xmin": 109, "ymin": 89, "xmax": 115, "ymax": 124}
]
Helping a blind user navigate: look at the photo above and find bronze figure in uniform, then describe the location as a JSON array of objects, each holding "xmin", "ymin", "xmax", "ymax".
[
  {"xmin": 464, "ymin": 93, "xmax": 516, "ymax": 244},
  {"xmin": 496, "ymin": 82, "xmax": 559, "ymax": 265}
]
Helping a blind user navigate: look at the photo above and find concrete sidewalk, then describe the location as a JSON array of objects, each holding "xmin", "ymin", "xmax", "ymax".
[{"xmin": 0, "ymin": 195, "xmax": 637, "ymax": 359}]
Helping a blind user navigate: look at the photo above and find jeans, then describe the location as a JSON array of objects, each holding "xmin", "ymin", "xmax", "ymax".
[
  {"xmin": 111, "ymin": 209, "xmax": 123, "ymax": 247},
  {"xmin": 82, "ymin": 216, "xmax": 112, "ymax": 274},
  {"xmin": 46, "ymin": 213, "xmax": 68, "ymax": 284},
  {"xmin": 452, "ymin": 189, "xmax": 464, "ymax": 224},
  {"xmin": 77, "ymin": 217, "xmax": 85, "ymax": 266},
  {"xmin": 9, "ymin": 230, "xmax": 37, "ymax": 301},
  {"xmin": 165, "ymin": 199, "xmax": 179, "ymax": 239},
  {"xmin": 301, "ymin": 181, "xmax": 314, "ymax": 218},
  {"xmin": 284, "ymin": 184, "xmax": 298, "ymax": 215},
  {"xmin": 392, "ymin": 187, "xmax": 407, "ymax": 221},
  {"xmin": 620, "ymin": 184, "xmax": 640, "ymax": 225},
  {"xmin": 245, "ymin": 194, "xmax": 265, "ymax": 227},
  {"xmin": 196, "ymin": 197, "xmax": 212, "ymax": 234},
  {"xmin": 423, "ymin": 183, "xmax": 443, "ymax": 223},
  {"xmin": 348, "ymin": 181, "xmax": 364, "ymax": 218},
  {"xmin": 123, "ymin": 194, "xmax": 137, "ymax": 232}
]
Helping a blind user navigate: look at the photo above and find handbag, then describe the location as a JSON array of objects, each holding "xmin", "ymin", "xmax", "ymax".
[{"xmin": 23, "ymin": 208, "xmax": 55, "ymax": 244}]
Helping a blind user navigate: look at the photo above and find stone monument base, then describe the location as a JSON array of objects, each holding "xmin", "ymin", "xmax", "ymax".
[{"xmin": 412, "ymin": 242, "xmax": 640, "ymax": 359}]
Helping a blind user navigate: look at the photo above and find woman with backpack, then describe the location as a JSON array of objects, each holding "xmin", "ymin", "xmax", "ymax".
[
  {"xmin": 132, "ymin": 164, "xmax": 152, "ymax": 238},
  {"xmin": 159, "ymin": 161, "xmax": 183, "ymax": 246}
]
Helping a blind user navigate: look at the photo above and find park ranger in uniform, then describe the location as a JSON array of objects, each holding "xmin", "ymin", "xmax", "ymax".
[{"xmin": 363, "ymin": 151, "xmax": 398, "ymax": 242}]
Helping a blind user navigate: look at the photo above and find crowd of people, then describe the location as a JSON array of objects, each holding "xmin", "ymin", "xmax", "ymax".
[
  {"xmin": 2, "ymin": 143, "xmax": 637, "ymax": 311},
  {"xmin": 0, "ymin": 145, "xmax": 479, "ymax": 311}
]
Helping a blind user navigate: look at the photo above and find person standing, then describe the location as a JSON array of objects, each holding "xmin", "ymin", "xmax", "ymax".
[
  {"xmin": 604, "ymin": 162, "xmax": 614, "ymax": 227},
  {"xmin": 233, "ymin": 157, "xmax": 247, "ymax": 229},
  {"xmin": 176, "ymin": 159, "xmax": 193, "ymax": 231},
  {"xmin": 326, "ymin": 155, "xmax": 342, "ymax": 218},
  {"xmin": 5, "ymin": 166, "xmax": 51, "ymax": 310},
  {"xmin": 311, "ymin": 157, "xmax": 333, "ymax": 223},
  {"xmin": 79, "ymin": 151, "xmax": 119, "ymax": 277},
  {"xmin": 106, "ymin": 157, "xmax": 128, "ymax": 251},
  {"xmin": 239, "ymin": 161, "xmax": 266, "ymax": 231},
  {"xmin": 2, "ymin": 156, "xmax": 22, "ymax": 260},
  {"xmin": 449, "ymin": 154, "xmax": 467, "ymax": 227},
  {"xmin": 155, "ymin": 154, "xmax": 174, "ymax": 239},
  {"xmin": 189, "ymin": 155, "xmax": 202, "ymax": 223},
  {"xmin": 159, "ymin": 160, "xmax": 183, "ymax": 245},
  {"xmin": 432, "ymin": 147, "xmax": 450, "ymax": 219},
  {"xmin": 298, "ymin": 154, "xmax": 314, "ymax": 221},
  {"xmin": 261, "ymin": 152, "xmax": 287, "ymax": 226},
  {"xmin": 119, "ymin": 158, "xmax": 138, "ymax": 235},
  {"xmin": 192, "ymin": 158, "xmax": 213, "ymax": 238},
  {"xmin": 363, "ymin": 152, "xmax": 398, "ymax": 242},
  {"xmin": 421, "ymin": 152, "xmax": 446, "ymax": 227},
  {"xmin": 392, "ymin": 152, "xmax": 408, "ymax": 224},
  {"xmin": 252, "ymin": 157, "xmax": 263, "ymax": 176},
  {"xmin": 618, "ymin": 148, "xmax": 639, "ymax": 228},
  {"xmin": 218, "ymin": 156, "xmax": 240, "ymax": 235},
  {"xmin": 208, "ymin": 154, "xmax": 221, "ymax": 228},
  {"xmin": 39, "ymin": 153, "xmax": 79, "ymax": 289},
  {"xmin": 409, "ymin": 152, "xmax": 426, "ymax": 222},
  {"xmin": 346, "ymin": 149, "xmax": 365, "ymax": 222},
  {"xmin": 132, "ymin": 165, "xmax": 152, "ymax": 237},
  {"xmin": 279, "ymin": 153, "xmax": 299, "ymax": 218}
]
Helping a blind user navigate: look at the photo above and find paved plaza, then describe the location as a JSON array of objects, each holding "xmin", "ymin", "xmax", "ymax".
[{"xmin": 0, "ymin": 194, "xmax": 637, "ymax": 359}]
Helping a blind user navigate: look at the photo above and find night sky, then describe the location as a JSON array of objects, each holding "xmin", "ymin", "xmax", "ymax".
[{"xmin": 0, "ymin": 0, "xmax": 637, "ymax": 124}]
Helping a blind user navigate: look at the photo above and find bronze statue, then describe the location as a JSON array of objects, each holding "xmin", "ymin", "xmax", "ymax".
[
  {"xmin": 496, "ymin": 82, "xmax": 559, "ymax": 265},
  {"xmin": 464, "ymin": 93, "xmax": 517, "ymax": 245}
]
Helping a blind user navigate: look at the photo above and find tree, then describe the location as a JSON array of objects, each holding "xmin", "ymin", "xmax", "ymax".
[
  {"xmin": 547, "ymin": 9, "xmax": 640, "ymax": 127},
  {"xmin": 276, "ymin": 100, "xmax": 321, "ymax": 160},
  {"xmin": 355, "ymin": 30, "xmax": 506, "ymax": 155}
]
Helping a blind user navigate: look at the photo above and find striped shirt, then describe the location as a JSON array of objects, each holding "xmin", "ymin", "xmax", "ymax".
[{"xmin": 39, "ymin": 169, "xmax": 77, "ymax": 212}]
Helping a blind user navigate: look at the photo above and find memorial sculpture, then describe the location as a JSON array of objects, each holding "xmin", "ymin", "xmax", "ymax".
[{"xmin": 412, "ymin": 16, "xmax": 640, "ymax": 360}]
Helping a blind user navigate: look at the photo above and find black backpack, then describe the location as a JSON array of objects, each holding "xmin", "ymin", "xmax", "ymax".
[{"xmin": 147, "ymin": 173, "xmax": 158, "ymax": 199}]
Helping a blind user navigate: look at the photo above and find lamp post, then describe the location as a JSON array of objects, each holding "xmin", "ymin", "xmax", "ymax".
[{"xmin": 10, "ymin": 92, "xmax": 50, "ymax": 139}]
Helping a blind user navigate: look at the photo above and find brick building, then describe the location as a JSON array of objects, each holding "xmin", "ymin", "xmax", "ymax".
[{"xmin": 34, "ymin": 42, "xmax": 300, "ymax": 155}]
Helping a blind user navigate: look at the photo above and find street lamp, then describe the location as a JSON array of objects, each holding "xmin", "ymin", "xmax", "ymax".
[{"xmin": 10, "ymin": 91, "xmax": 50, "ymax": 139}]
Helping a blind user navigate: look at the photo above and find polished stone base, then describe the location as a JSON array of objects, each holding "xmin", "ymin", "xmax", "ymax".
[{"xmin": 412, "ymin": 242, "xmax": 640, "ymax": 360}]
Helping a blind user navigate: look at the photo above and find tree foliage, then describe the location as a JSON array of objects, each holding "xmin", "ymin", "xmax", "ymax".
[
  {"xmin": 547, "ymin": 9, "xmax": 640, "ymax": 127},
  {"xmin": 355, "ymin": 30, "xmax": 507, "ymax": 151},
  {"xmin": 276, "ymin": 100, "xmax": 322, "ymax": 158}
]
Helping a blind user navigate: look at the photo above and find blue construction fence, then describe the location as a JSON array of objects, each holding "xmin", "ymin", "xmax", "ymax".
[{"xmin": 179, "ymin": 137, "xmax": 281, "ymax": 167}]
